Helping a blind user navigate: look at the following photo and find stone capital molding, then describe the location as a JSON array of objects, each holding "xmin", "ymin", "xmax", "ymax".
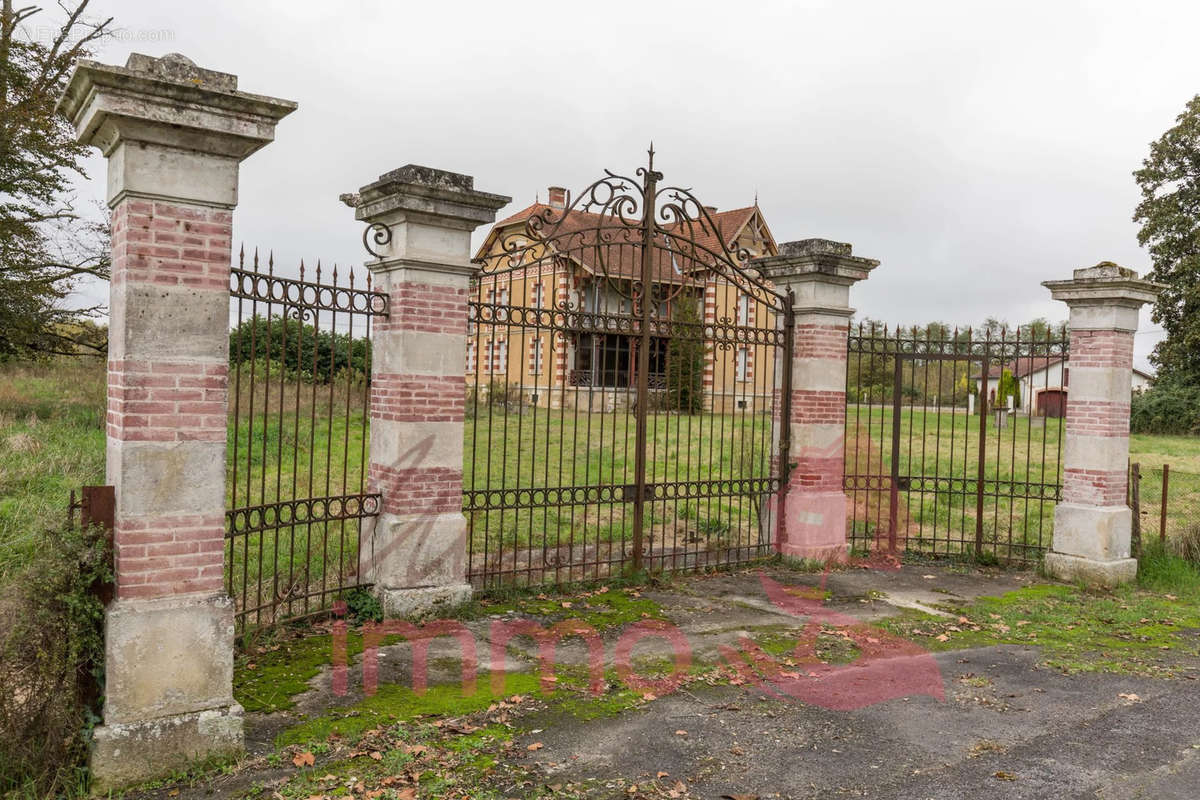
[
  {"xmin": 752, "ymin": 239, "xmax": 877, "ymax": 317},
  {"xmin": 1042, "ymin": 262, "xmax": 1164, "ymax": 309},
  {"xmin": 752, "ymin": 239, "xmax": 879, "ymax": 288},
  {"xmin": 57, "ymin": 52, "xmax": 297, "ymax": 160},
  {"xmin": 353, "ymin": 164, "xmax": 511, "ymax": 231}
]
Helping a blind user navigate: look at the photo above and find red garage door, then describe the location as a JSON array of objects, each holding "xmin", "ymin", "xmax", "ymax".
[{"xmin": 1038, "ymin": 389, "xmax": 1067, "ymax": 418}]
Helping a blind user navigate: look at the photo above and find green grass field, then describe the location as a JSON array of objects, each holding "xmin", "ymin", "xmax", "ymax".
[
  {"xmin": 464, "ymin": 406, "xmax": 774, "ymax": 575},
  {"xmin": 5, "ymin": 357, "xmax": 1200, "ymax": 587},
  {"xmin": 845, "ymin": 404, "xmax": 1068, "ymax": 559}
]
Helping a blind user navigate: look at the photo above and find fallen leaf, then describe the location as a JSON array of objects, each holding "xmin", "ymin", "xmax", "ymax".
[
  {"xmin": 657, "ymin": 771, "xmax": 670, "ymax": 778},
  {"xmin": 993, "ymin": 771, "xmax": 1017, "ymax": 781},
  {"xmin": 1119, "ymin": 692, "xmax": 1141, "ymax": 703},
  {"xmin": 167, "ymin": 791, "xmax": 179, "ymax": 798},
  {"xmin": 936, "ymin": 634, "xmax": 950, "ymax": 642},
  {"xmin": 527, "ymin": 742, "xmax": 544, "ymax": 751},
  {"xmin": 369, "ymin": 751, "xmax": 382, "ymax": 761},
  {"xmin": 396, "ymin": 790, "xmax": 417, "ymax": 800},
  {"xmin": 292, "ymin": 751, "xmax": 315, "ymax": 768},
  {"xmin": 675, "ymin": 729, "xmax": 688, "ymax": 736},
  {"xmin": 721, "ymin": 794, "xmax": 760, "ymax": 800}
]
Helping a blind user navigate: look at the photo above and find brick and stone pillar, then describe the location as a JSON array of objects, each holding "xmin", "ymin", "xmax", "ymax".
[
  {"xmin": 349, "ymin": 166, "xmax": 509, "ymax": 617},
  {"xmin": 755, "ymin": 240, "xmax": 878, "ymax": 561},
  {"xmin": 58, "ymin": 54, "xmax": 295, "ymax": 787},
  {"xmin": 1043, "ymin": 263, "xmax": 1162, "ymax": 586}
]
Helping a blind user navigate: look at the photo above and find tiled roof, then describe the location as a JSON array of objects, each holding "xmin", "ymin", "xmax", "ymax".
[{"xmin": 477, "ymin": 203, "xmax": 773, "ymax": 283}]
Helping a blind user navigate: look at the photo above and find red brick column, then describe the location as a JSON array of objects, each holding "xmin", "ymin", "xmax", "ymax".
[
  {"xmin": 107, "ymin": 200, "xmax": 232, "ymax": 599},
  {"xmin": 755, "ymin": 240, "xmax": 878, "ymax": 561},
  {"xmin": 1043, "ymin": 263, "xmax": 1162, "ymax": 586},
  {"xmin": 350, "ymin": 165, "xmax": 508, "ymax": 617},
  {"xmin": 59, "ymin": 53, "xmax": 295, "ymax": 788}
]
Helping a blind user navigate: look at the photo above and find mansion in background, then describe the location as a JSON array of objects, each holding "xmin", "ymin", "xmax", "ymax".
[{"xmin": 466, "ymin": 187, "xmax": 782, "ymax": 412}]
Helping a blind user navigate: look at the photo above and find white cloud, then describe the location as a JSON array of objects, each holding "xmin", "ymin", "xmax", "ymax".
[{"xmin": 64, "ymin": 0, "xmax": 1197, "ymax": 369}]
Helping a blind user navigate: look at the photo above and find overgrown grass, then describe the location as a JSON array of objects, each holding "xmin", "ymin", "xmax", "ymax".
[
  {"xmin": 464, "ymin": 409, "xmax": 775, "ymax": 560},
  {"xmin": 845, "ymin": 405, "xmax": 1065, "ymax": 559},
  {"xmin": 880, "ymin": 545, "xmax": 1200, "ymax": 675},
  {"xmin": 0, "ymin": 359, "xmax": 106, "ymax": 580}
]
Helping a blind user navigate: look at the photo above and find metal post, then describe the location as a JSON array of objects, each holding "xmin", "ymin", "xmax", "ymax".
[
  {"xmin": 976, "ymin": 348, "xmax": 989, "ymax": 558},
  {"xmin": 775, "ymin": 300, "xmax": 795, "ymax": 550},
  {"xmin": 1131, "ymin": 462, "xmax": 1141, "ymax": 557},
  {"xmin": 1161, "ymin": 463, "xmax": 1170, "ymax": 543},
  {"xmin": 889, "ymin": 355, "xmax": 902, "ymax": 553},
  {"xmin": 631, "ymin": 149, "xmax": 661, "ymax": 572}
]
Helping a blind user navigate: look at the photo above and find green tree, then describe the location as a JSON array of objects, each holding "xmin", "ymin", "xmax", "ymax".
[
  {"xmin": 1134, "ymin": 95, "xmax": 1200, "ymax": 384},
  {"xmin": 997, "ymin": 368, "xmax": 1021, "ymax": 408},
  {"xmin": 665, "ymin": 294, "xmax": 705, "ymax": 413},
  {"xmin": 228, "ymin": 315, "xmax": 371, "ymax": 382},
  {"xmin": 0, "ymin": 1, "xmax": 112, "ymax": 360}
]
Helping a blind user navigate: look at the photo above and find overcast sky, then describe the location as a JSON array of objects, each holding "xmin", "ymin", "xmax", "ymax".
[{"xmin": 54, "ymin": 0, "xmax": 1200, "ymax": 369}]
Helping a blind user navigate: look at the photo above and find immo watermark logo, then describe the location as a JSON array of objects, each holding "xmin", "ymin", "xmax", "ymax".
[{"xmin": 331, "ymin": 559, "xmax": 945, "ymax": 710}]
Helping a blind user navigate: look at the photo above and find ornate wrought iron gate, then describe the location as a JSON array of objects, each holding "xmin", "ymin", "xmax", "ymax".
[
  {"xmin": 225, "ymin": 250, "xmax": 388, "ymax": 631},
  {"xmin": 844, "ymin": 324, "xmax": 1069, "ymax": 561},
  {"xmin": 465, "ymin": 154, "xmax": 793, "ymax": 587}
]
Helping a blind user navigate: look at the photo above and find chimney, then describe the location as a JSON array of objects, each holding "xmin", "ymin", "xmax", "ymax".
[
  {"xmin": 547, "ymin": 186, "xmax": 567, "ymax": 209},
  {"xmin": 703, "ymin": 205, "xmax": 718, "ymax": 215}
]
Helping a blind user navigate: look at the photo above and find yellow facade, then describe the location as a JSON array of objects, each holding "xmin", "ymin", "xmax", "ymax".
[{"xmin": 467, "ymin": 204, "xmax": 781, "ymax": 413}]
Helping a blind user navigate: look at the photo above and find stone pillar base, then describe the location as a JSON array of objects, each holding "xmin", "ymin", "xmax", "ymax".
[
  {"xmin": 92, "ymin": 592, "xmax": 241, "ymax": 788},
  {"xmin": 780, "ymin": 541, "xmax": 849, "ymax": 563},
  {"xmin": 377, "ymin": 583, "xmax": 473, "ymax": 619},
  {"xmin": 90, "ymin": 703, "xmax": 244, "ymax": 791},
  {"xmin": 1051, "ymin": 503, "xmax": 1132, "ymax": 562},
  {"xmin": 779, "ymin": 491, "xmax": 850, "ymax": 563},
  {"xmin": 1043, "ymin": 551, "xmax": 1137, "ymax": 587}
]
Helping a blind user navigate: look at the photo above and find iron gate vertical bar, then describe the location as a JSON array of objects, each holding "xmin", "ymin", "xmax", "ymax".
[
  {"xmin": 889, "ymin": 354, "xmax": 903, "ymax": 553},
  {"xmin": 777, "ymin": 298, "xmax": 795, "ymax": 549},
  {"xmin": 631, "ymin": 156, "xmax": 661, "ymax": 571},
  {"xmin": 975, "ymin": 345, "xmax": 989, "ymax": 557}
]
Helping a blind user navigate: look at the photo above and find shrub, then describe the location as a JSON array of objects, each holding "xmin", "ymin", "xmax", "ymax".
[
  {"xmin": 0, "ymin": 523, "xmax": 110, "ymax": 796},
  {"xmin": 996, "ymin": 368, "xmax": 1020, "ymax": 409},
  {"xmin": 665, "ymin": 297, "xmax": 705, "ymax": 413},
  {"xmin": 1130, "ymin": 378, "xmax": 1200, "ymax": 435},
  {"xmin": 482, "ymin": 380, "xmax": 523, "ymax": 413},
  {"xmin": 228, "ymin": 316, "xmax": 371, "ymax": 383}
]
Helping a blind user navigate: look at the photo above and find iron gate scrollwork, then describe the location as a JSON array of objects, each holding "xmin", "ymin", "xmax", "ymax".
[
  {"xmin": 226, "ymin": 249, "xmax": 388, "ymax": 632},
  {"xmin": 465, "ymin": 151, "xmax": 793, "ymax": 587}
]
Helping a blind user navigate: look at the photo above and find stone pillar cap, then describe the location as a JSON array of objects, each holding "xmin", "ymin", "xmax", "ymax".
[
  {"xmin": 352, "ymin": 164, "xmax": 511, "ymax": 229},
  {"xmin": 57, "ymin": 52, "xmax": 297, "ymax": 158},
  {"xmin": 751, "ymin": 238, "xmax": 879, "ymax": 286},
  {"xmin": 1043, "ymin": 261, "xmax": 1165, "ymax": 307}
]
